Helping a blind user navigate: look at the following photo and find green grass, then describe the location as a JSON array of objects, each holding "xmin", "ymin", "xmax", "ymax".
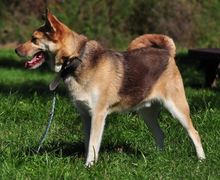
[{"xmin": 0, "ymin": 49, "xmax": 220, "ymax": 179}]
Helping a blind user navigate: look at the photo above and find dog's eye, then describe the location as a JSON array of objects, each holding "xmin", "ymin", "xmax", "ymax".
[{"xmin": 31, "ymin": 37, "xmax": 37, "ymax": 43}]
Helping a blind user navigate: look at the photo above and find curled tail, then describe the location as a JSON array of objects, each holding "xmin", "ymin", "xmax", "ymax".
[{"xmin": 128, "ymin": 34, "xmax": 176, "ymax": 58}]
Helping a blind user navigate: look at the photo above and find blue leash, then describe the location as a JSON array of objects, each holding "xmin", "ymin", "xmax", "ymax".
[
  {"xmin": 36, "ymin": 46, "xmax": 84, "ymax": 153},
  {"xmin": 36, "ymin": 89, "xmax": 57, "ymax": 152}
]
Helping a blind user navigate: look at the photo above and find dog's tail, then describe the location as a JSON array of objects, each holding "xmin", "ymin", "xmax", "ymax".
[{"xmin": 127, "ymin": 34, "xmax": 176, "ymax": 58}]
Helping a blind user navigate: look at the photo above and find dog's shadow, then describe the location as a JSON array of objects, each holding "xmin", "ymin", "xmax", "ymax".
[
  {"xmin": 34, "ymin": 141, "xmax": 85, "ymax": 158},
  {"xmin": 0, "ymin": 58, "xmax": 24, "ymax": 69},
  {"xmin": 0, "ymin": 77, "xmax": 68, "ymax": 97},
  {"xmin": 29, "ymin": 140, "xmax": 146, "ymax": 160}
]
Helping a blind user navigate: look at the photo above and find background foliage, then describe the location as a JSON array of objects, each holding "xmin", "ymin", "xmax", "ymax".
[{"xmin": 1, "ymin": 0, "xmax": 220, "ymax": 49}]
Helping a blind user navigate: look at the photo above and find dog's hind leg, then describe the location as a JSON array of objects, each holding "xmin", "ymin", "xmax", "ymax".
[
  {"xmin": 163, "ymin": 95, "xmax": 205, "ymax": 159},
  {"xmin": 139, "ymin": 103, "xmax": 165, "ymax": 150}
]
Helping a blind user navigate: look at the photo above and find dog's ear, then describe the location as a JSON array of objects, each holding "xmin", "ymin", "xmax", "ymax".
[
  {"xmin": 42, "ymin": 14, "xmax": 46, "ymax": 21},
  {"xmin": 44, "ymin": 8, "xmax": 61, "ymax": 39},
  {"xmin": 45, "ymin": 8, "xmax": 56, "ymax": 34}
]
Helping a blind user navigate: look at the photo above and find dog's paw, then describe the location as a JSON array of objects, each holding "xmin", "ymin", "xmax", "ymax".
[{"xmin": 85, "ymin": 160, "xmax": 95, "ymax": 168}]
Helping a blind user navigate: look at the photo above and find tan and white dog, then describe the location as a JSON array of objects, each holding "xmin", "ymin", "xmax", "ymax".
[{"xmin": 15, "ymin": 8, "xmax": 205, "ymax": 166}]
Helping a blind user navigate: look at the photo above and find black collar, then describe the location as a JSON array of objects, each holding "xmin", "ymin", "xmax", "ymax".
[{"xmin": 49, "ymin": 45, "xmax": 86, "ymax": 91}]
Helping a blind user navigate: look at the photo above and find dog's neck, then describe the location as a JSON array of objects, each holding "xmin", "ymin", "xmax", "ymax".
[
  {"xmin": 49, "ymin": 39, "xmax": 87, "ymax": 91},
  {"xmin": 70, "ymin": 32, "xmax": 89, "ymax": 58},
  {"xmin": 58, "ymin": 31, "xmax": 88, "ymax": 64}
]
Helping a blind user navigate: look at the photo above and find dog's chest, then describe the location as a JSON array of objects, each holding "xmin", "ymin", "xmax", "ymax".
[{"xmin": 64, "ymin": 76, "xmax": 98, "ymax": 113}]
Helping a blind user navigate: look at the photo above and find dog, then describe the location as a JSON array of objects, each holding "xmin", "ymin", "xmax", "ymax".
[{"xmin": 15, "ymin": 8, "xmax": 205, "ymax": 166}]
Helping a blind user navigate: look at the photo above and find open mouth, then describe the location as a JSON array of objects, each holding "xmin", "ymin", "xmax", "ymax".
[{"xmin": 25, "ymin": 51, "xmax": 46, "ymax": 69}]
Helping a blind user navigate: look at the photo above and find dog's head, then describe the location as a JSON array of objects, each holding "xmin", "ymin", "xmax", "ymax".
[{"xmin": 15, "ymin": 8, "xmax": 79, "ymax": 72}]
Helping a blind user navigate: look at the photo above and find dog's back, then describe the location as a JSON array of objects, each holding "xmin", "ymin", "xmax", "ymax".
[{"xmin": 118, "ymin": 47, "xmax": 170, "ymax": 108}]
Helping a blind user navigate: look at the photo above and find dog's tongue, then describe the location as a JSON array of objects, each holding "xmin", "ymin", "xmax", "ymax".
[{"xmin": 25, "ymin": 53, "xmax": 45, "ymax": 69}]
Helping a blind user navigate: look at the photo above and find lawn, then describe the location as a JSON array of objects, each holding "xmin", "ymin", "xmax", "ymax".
[{"xmin": 0, "ymin": 48, "xmax": 220, "ymax": 179}]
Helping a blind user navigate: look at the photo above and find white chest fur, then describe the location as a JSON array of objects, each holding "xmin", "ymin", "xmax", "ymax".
[{"xmin": 63, "ymin": 76, "xmax": 99, "ymax": 115}]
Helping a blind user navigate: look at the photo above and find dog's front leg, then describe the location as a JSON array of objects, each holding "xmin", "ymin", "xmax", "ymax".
[{"xmin": 85, "ymin": 111, "xmax": 107, "ymax": 167}]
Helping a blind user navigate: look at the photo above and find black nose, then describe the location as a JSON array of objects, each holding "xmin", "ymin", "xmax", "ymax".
[{"xmin": 15, "ymin": 48, "xmax": 18, "ymax": 54}]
